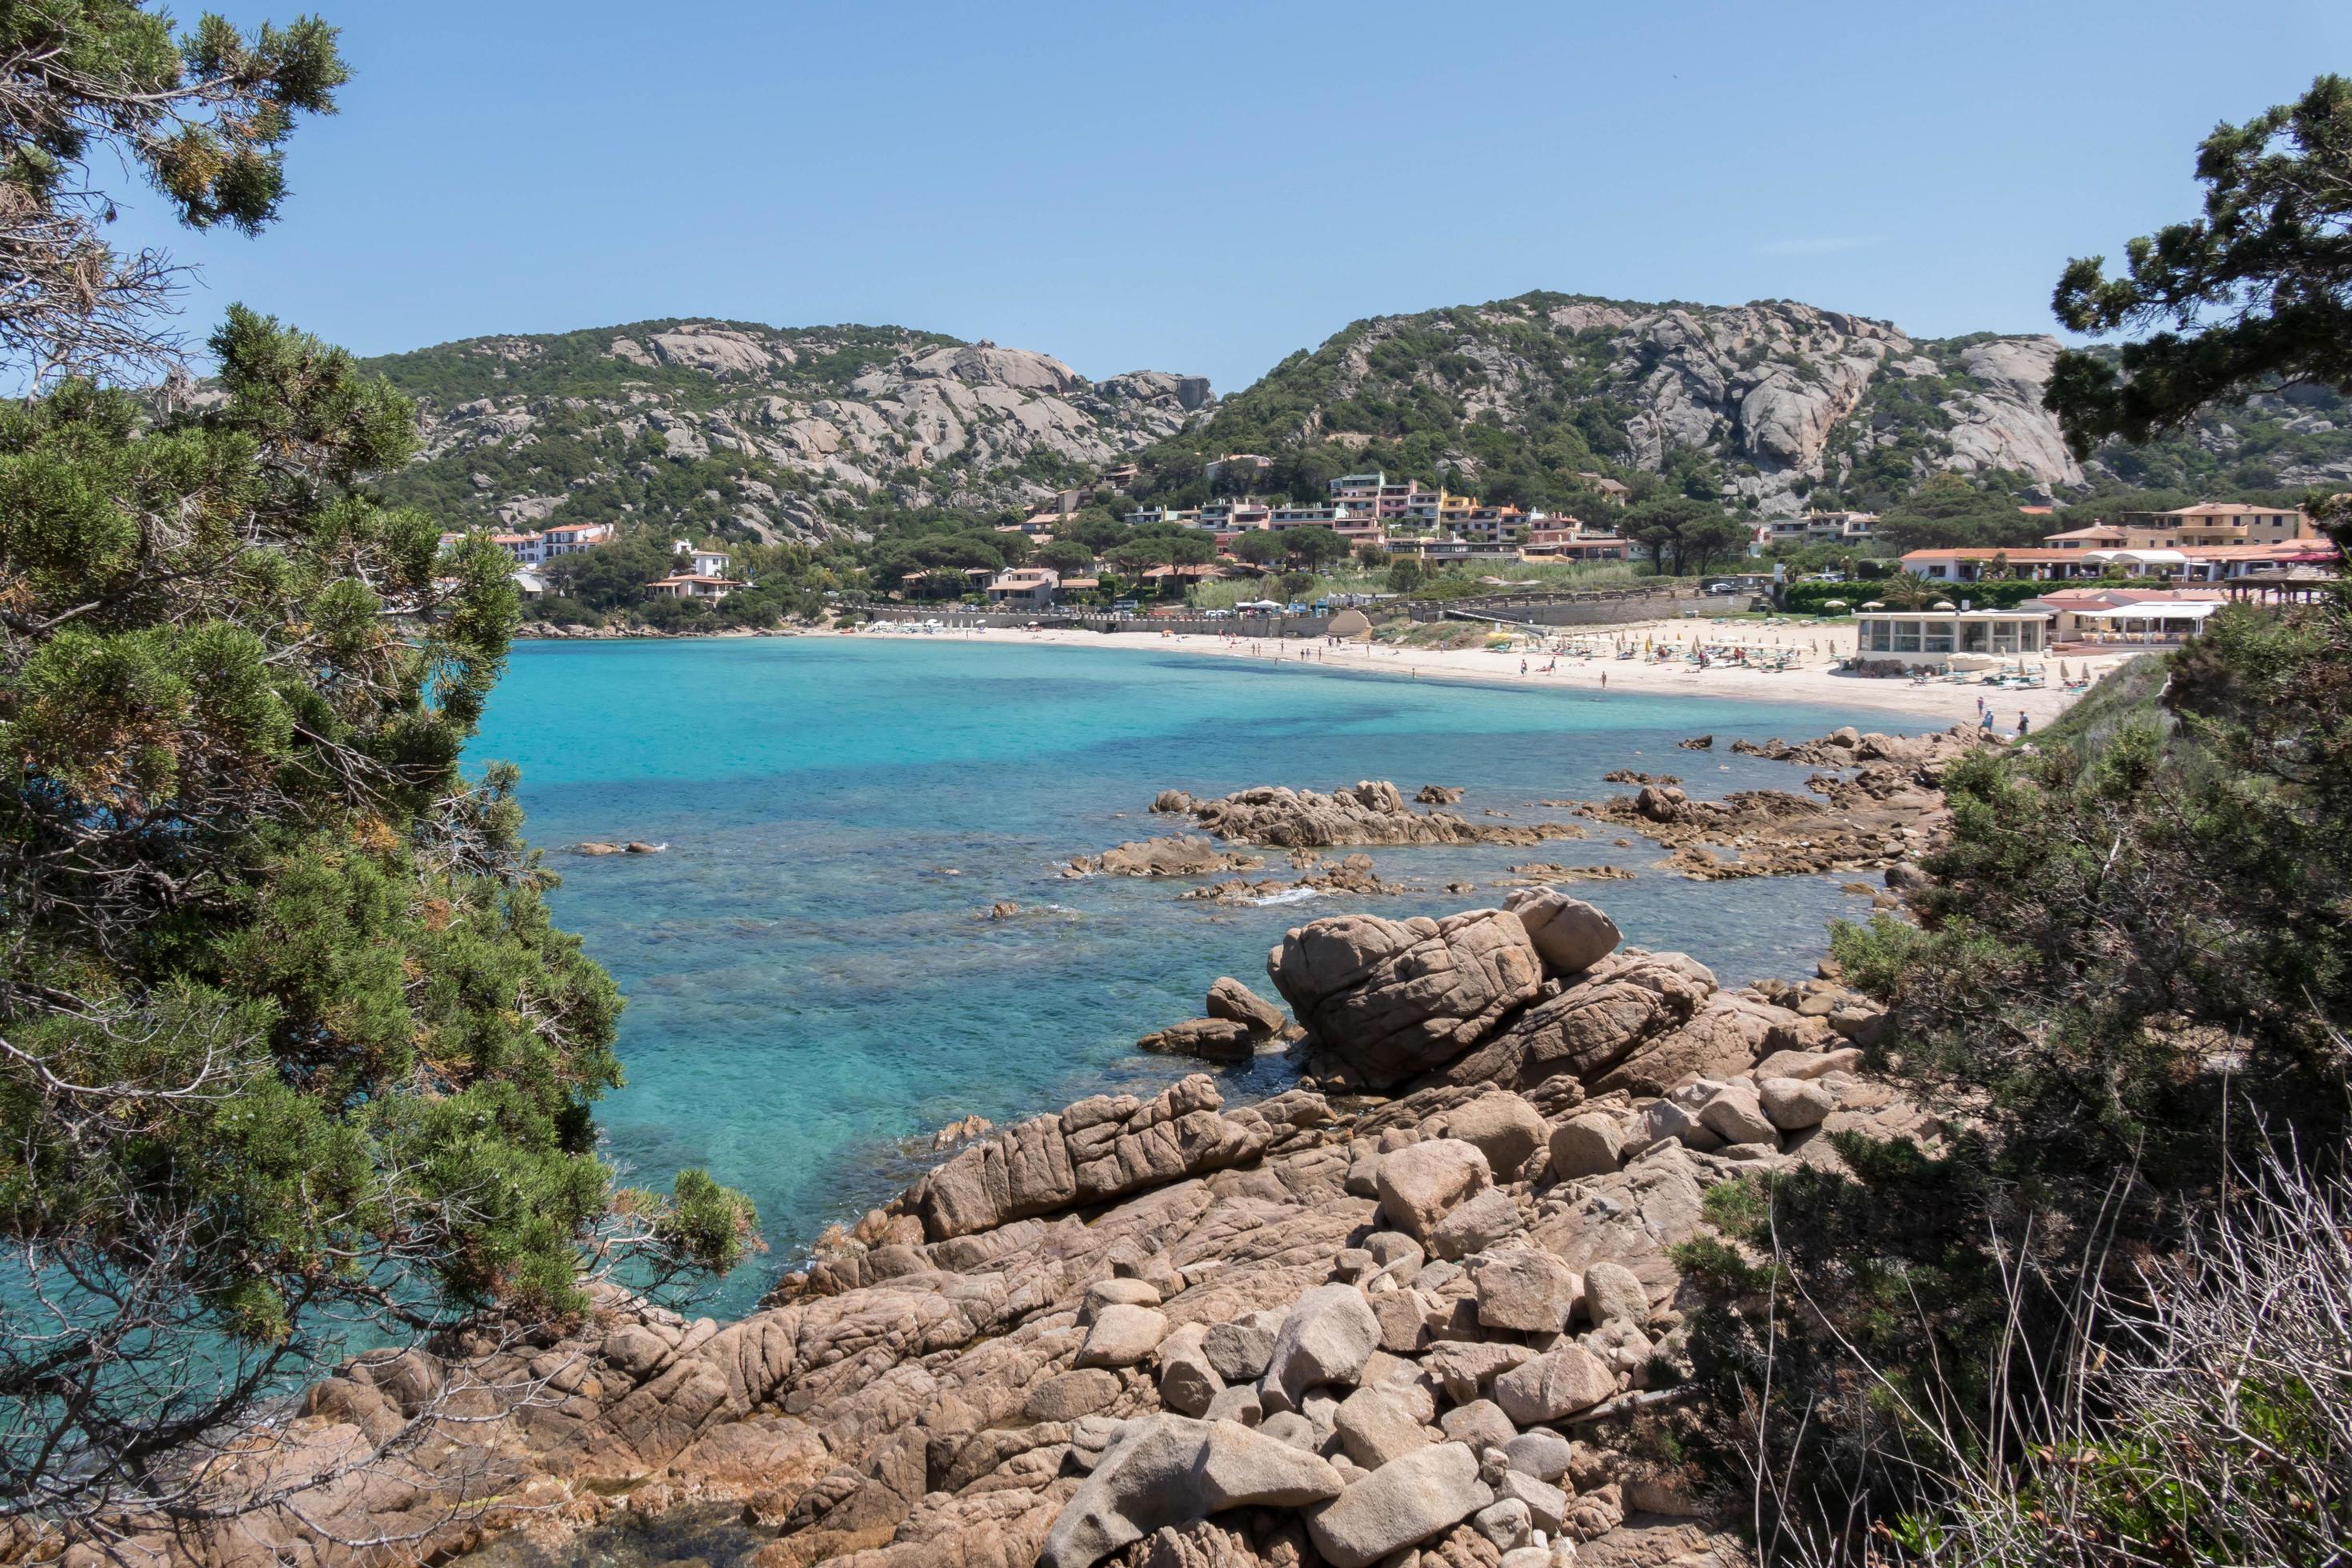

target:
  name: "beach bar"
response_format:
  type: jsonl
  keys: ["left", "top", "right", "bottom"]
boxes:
{"left": 1854, "top": 606, "right": 2052, "bottom": 670}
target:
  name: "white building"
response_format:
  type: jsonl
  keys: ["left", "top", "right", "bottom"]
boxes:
{"left": 1854, "top": 607, "right": 2052, "bottom": 669}
{"left": 542, "top": 522, "right": 615, "bottom": 557}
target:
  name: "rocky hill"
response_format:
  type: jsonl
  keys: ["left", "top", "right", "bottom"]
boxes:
{"left": 1138, "top": 291, "right": 2352, "bottom": 514}
{"left": 359, "top": 320, "right": 1214, "bottom": 544}
{"left": 353, "top": 296, "right": 2352, "bottom": 549}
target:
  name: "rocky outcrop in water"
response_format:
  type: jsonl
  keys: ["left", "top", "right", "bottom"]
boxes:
{"left": 1573, "top": 724, "right": 1995, "bottom": 881}
{"left": 1179, "top": 854, "right": 1405, "bottom": 905}
{"left": 128, "top": 886, "right": 1938, "bottom": 1568}
{"left": 1579, "top": 723, "right": 1994, "bottom": 883}
{"left": 1152, "top": 783, "right": 1582, "bottom": 850}
{"left": 1138, "top": 980, "right": 1294, "bottom": 1062}
{"left": 1066, "top": 838, "right": 1268, "bottom": 879}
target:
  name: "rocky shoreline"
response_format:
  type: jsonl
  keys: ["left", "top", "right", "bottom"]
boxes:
{"left": 163, "top": 898, "right": 1926, "bottom": 1568}
{"left": 117, "top": 729, "right": 1971, "bottom": 1568}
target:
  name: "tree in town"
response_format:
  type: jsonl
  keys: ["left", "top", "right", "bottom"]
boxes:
{"left": 1230, "top": 529, "right": 1286, "bottom": 567}
{"left": 544, "top": 530, "right": 676, "bottom": 610}
{"left": 1055, "top": 511, "right": 1126, "bottom": 554}
{"left": 1102, "top": 540, "right": 1164, "bottom": 582}
{"left": 1386, "top": 558, "right": 1425, "bottom": 594}
{"left": 2046, "top": 72, "right": 2352, "bottom": 548}
{"left": 1873, "top": 473, "right": 2050, "bottom": 554}
{"left": 1625, "top": 497, "right": 1743, "bottom": 575}
{"left": 1875, "top": 569, "right": 1942, "bottom": 609}
{"left": 0, "top": 6, "right": 753, "bottom": 1541}
{"left": 1036, "top": 539, "right": 1096, "bottom": 576}
{"left": 1282, "top": 525, "right": 1349, "bottom": 570}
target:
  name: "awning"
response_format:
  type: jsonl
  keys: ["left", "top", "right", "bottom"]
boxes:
{"left": 2071, "top": 602, "right": 2224, "bottom": 620}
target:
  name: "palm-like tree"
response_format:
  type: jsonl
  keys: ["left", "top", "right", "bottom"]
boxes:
{"left": 1880, "top": 570, "right": 1940, "bottom": 610}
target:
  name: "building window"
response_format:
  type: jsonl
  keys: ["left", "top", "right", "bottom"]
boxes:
{"left": 1993, "top": 622, "right": 2018, "bottom": 654}
{"left": 1924, "top": 623, "right": 1955, "bottom": 654}
{"left": 1894, "top": 622, "right": 1922, "bottom": 654}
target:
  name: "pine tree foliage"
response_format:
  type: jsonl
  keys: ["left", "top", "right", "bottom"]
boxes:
{"left": 0, "top": 5, "right": 754, "bottom": 1530}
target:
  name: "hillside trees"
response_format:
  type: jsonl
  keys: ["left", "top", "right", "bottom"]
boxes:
{"left": 0, "top": 6, "right": 752, "bottom": 1538}
{"left": 1871, "top": 473, "right": 2051, "bottom": 553}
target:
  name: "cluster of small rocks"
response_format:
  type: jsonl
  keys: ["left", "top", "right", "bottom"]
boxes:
{"left": 1181, "top": 854, "right": 1407, "bottom": 907}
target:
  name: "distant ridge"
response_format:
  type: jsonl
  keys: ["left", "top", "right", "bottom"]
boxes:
{"left": 360, "top": 294, "right": 2352, "bottom": 542}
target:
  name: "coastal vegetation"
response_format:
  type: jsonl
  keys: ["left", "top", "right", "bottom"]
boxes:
{"left": 1671, "top": 78, "right": 2352, "bottom": 1565}
{"left": 3, "top": 6, "right": 2349, "bottom": 1562}
{"left": 0, "top": 6, "right": 751, "bottom": 1534}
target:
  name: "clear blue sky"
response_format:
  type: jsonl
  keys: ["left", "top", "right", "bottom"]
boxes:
{"left": 123, "top": 0, "right": 2348, "bottom": 394}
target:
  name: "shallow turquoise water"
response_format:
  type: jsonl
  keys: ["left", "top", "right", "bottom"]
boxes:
{"left": 470, "top": 637, "right": 1912, "bottom": 1313}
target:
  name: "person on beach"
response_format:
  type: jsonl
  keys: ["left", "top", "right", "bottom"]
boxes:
{"left": 1520, "top": 658, "right": 1528, "bottom": 675}
{"left": 1981, "top": 706, "right": 1994, "bottom": 734}
{"left": 2018, "top": 710, "right": 2030, "bottom": 738}
{"left": 1600, "top": 671, "right": 1607, "bottom": 690}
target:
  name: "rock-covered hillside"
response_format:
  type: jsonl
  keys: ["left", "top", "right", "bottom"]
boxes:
{"left": 360, "top": 320, "right": 1213, "bottom": 543}
{"left": 1142, "top": 291, "right": 2352, "bottom": 514}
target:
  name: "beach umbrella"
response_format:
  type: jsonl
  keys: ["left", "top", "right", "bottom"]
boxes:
{"left": 1861, "top": 600, "right": 1884, "bottom": 610}
{"left": 1932, "top": 599, "right": 1957, "bottom": 610}
{"left": 1822, "top": 598, "right": 1849, "bottom": 610}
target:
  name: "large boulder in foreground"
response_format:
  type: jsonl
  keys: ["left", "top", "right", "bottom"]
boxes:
{"left": 1040, "top": 1414, "right": 1345, "bottom": 1568}
{"left": 909, "top": 1074, "right": 1287, "bottom": 1241}
{"left": 1206, "top": 976, "right": 1287, "bottom": 1038}
{"left": 1433, "top": 949, "right": 1717, "bottom": 1092}
{"left": 1267, "top": 910, "right": 1543, "bottom": 1085}
{"left": 1306, "top": 1442, "right": 1494, "bottom": 1568}
{"left": 1374, "top": 1139, "right": 1494, "bottom": 1244}
{"left": 1502, "top": 887, "right": 1622, "bottom": 976}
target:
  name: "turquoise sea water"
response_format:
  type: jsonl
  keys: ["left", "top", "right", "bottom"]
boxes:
{"left": 470, "top": 637, "right": 1916, "bottom": 1314}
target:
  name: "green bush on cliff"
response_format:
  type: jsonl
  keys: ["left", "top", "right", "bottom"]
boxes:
{"left": 0, "top": 5, "right": 752, "bottom": 1530}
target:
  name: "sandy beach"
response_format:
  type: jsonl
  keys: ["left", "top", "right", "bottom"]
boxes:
{"left": 861, "top": 617, "right": 2142, "bottom": 730}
